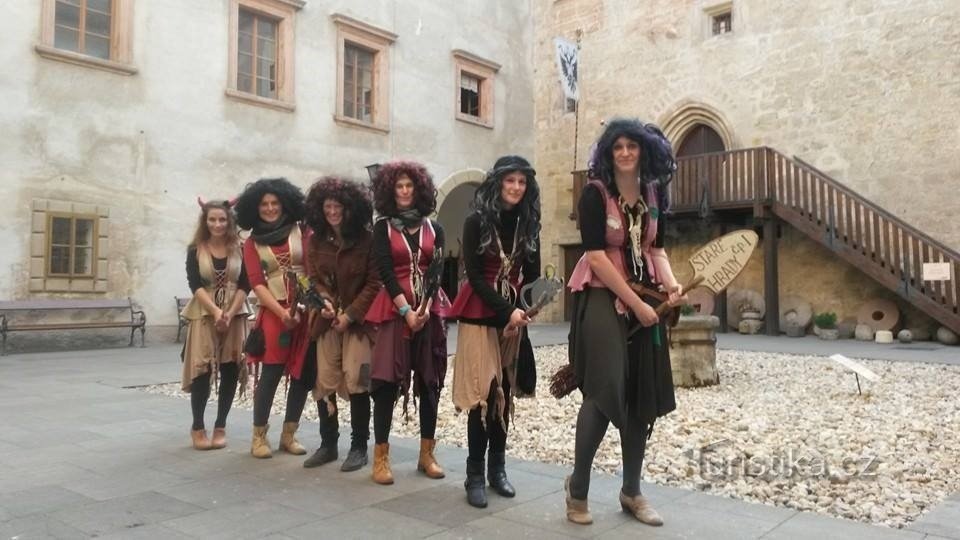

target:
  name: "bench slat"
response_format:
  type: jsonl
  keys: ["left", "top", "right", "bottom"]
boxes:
{"left": 0, "top": 299, "right": 133, "bottom": 311}
{"left": 9, "top": 322, "right": 142, "bottom": 331}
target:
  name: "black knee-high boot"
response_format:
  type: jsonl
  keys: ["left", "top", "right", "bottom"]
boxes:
{"left": 304, "top": 397, "right": 339, "bottom": 468}
{"left": 341, "top": 392, "right": 370, "bottom": 472}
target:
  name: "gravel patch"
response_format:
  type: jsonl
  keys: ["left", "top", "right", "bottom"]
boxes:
{"left": 142, "top": 346, "right": 960, "bottom": 528}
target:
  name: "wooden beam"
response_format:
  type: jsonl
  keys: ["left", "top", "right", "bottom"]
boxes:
{"left": 763, "top": 218, "right": 780, "bottom": 335}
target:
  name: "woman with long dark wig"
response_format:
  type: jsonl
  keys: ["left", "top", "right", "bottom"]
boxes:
{"left": 564, "top": 118, "right": 681, "bottom": 526}
{"left": 181, "top": 198, "right": 249, "bottom": 450}
{"left": 301, "top": 177, "right": 380, "bottom": 472}
{"left": 448, "top": 155, "right": 541, "bottom": 508}
{"left": 365, "top": 160, "right": 450, "bottom": 485}
{"left": 236, "top": 177, "right": 314, "bottom": 459}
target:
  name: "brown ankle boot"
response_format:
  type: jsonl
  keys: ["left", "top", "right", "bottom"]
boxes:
{"left": 620, "top": 491, "right": 663, "bottom": 526}
{"left": 565, "top": 476, "right": 593, "bottom": 525}
{"left": 251, "top": 424, "right": 272, "bottom": 459}
{"left": 372, "top": 442, "right": 394, "bottom": 485}
{"left": 279, "top": 421, "right": 306, "bottom": 455}
{"left": 417, "top": 438, "right": 445, "bottom": 479}
{"left": 210, "top": 428, "right": 227, "bottom": 449}
{"left": 191, "top": 429, "right": 212, "bottom": 451}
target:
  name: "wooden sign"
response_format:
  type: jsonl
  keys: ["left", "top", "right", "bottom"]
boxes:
{"left": 922, "top": 262, "right": 951, "bottom": 281}
{"left": 829, "top": 354, "right": 880, "bottom": 382}
{"left": 688, "top": 230, "right": 759, "bottom": 294}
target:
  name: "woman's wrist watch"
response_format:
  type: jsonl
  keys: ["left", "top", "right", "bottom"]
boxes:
{"left": 398, "top": 305, "right": 412, "bottom": 317}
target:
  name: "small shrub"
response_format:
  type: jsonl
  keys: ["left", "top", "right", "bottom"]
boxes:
{"left": 814, "top": 311, "right": 837, "bottom": 329}
{"left": 680, "top": 304, "right": 696, "bottom": 316}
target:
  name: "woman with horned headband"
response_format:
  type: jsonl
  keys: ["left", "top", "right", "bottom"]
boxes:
{"left": 181, "top": 198, "right": 250, "bottom": 450}
{"left": 564, "top": 118, "right": 682, "bottom": 526}
{"left": 364, "top": 160, "right": 450, "bottom": 486}
{"left": 235, "top": 177, "right": 315, "bottom": 459}
{"left": 301, "top": 176, "right": 380, "bottom": 472}
{"left": 448, "top": 155, "right": 542, "bottom": 508}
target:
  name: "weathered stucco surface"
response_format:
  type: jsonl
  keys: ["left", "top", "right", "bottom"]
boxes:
{"left": 1, "top": 0, "right": 534, "bottom": 324}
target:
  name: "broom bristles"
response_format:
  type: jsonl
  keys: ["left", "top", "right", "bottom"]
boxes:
{"left": 548, "top": 363, "right": 577, "bottom": 399}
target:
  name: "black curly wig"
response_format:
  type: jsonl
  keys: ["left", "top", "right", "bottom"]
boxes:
{"left": 371, "top": 160, "right": 438, "bottom": 217}
{"left": 588, "top": 118, "right": 677, "bottom": 211}
{"left": 304, "top": 176, "right": 373, "bottom": 245}
{"left": 234, "top": 177, "right": 306, "bottom": 231}
{"left": 471, "top": 155, "right": 541, "bottom": 261}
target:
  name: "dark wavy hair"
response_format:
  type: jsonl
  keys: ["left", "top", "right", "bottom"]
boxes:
{"left": 234, "top": 177, "right": 305, "bottom": 230}
{"left": 471, "top": 155, "right": 541, "bottom": 261}
{"left": 589, "top": 118, "right": 677, "bottom": 211}
{"left": 189, "top": 200, "right": 240, "bottom": 249}
{"left": 371, "top": 160, "right": 437, "bottom": 217}
{"left": 304, "top": 176, "right": 373, "bottom": 245}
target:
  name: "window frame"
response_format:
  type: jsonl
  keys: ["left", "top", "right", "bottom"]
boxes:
{"left": 226, "top": 0, "right": 304, "bottom": 112}
{"left": 332, "top": 13, "right": 397, "bottom": 134}
{"left": 703, "top": 1, "right": 734, "bottom": 38}
{"left": 452, "top": 49, "right": 500, "bottom": 129}
{"left": 36, "top": 0, "right": 136, "bottom": 75}
{"left": 46, "top": 213, "right": 99, "bottom": 279}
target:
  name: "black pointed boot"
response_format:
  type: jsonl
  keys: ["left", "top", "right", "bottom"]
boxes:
{"left": 464, "top": 457, "right": 488, "bottom": 508}
{"left": 304, "top": 400, "right": 339, "bottom": 468}
{"left": 487, "top": 451, "right": 516, "bottom": 498}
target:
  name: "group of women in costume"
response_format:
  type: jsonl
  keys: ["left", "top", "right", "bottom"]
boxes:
{"left": 179, "top": 117, "right": 683, "bottom": 525}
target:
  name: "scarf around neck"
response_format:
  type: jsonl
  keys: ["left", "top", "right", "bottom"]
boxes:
{"left": 251, "top": 214, "right": 294, "bottom": 245}
{"left": 388, "top": 208, "right": 423, "bottom": 231}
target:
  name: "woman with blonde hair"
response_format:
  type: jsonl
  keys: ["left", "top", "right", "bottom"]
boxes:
{"left": 181, "top": 198, "right": 249, "bottom": 450}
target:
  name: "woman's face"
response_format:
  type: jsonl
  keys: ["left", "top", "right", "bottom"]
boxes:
{"left": 206, "top": 208, "right": 229, "bottom": 238}
{"left": 323, "top": 198, "right": 344, "bottom": 229}
{"left": 612, "top": 136, "right": 641, "bottom": 175}
{"left": 258, "top": 193, "right": 282, "bottom": 224}
{"left": 500, "top": 171, "right": 527, "bottom": 209}
{"left": 394, "top": 174, "right": 415, "bottom": 210}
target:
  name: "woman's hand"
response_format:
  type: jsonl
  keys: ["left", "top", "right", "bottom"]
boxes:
{"left": 631, "top": 299, "right": 659, "bottom": 327}
{"left": 332, "top": 313, "right": 351, "bottom": 333}
{"left": 281, "top": 311, "right": 301, "bottom": 329}
{"left": 404, "top": 308, "right": 419, "bottom": 331}
{"left": 508, "top": 308, "right": 530, "bottom": 330}
{"left": 215, "top": 308, "right": 230, "bottom": 333}
{"left": 665, "top": 283, "right": 685, "bottom": 307}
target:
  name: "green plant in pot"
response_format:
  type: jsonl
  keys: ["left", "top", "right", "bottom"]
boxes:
{"left": 814, "top": 311, "right": 839, "bottom": 340}
{"left": 680, "top": 304, "right": 697, "bottom": 317}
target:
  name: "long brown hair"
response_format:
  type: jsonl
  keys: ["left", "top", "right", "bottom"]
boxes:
{"left": 189, "top": 200, "right": 240, "bottom": 249}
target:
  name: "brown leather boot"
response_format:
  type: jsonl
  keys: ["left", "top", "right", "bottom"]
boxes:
{"left": 565, "top": 476, "right": 593, "bottom": 525}
{"left": 191, "top": 429, "right": 212, "bottom": 451}
{"left": 210, "top": 428, "right": 227, "bottom": 449}
{"left": 417, "top": 438, "right": 445, "bottom": 479}
{"left": 620, "top": 491, "right": 663, "bottom": 526}
{"left": 251, "top": 424, "right": 272, "bottom": 459}
{"left": 279, "top": 421, "right": 307, "bottom": 455}
{"left": 372, "top": 442, "right": 394, "bottom": 485}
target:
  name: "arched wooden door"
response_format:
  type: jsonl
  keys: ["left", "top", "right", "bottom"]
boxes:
{"left": 676, "top": 124, "right": 725, "bottom": 157}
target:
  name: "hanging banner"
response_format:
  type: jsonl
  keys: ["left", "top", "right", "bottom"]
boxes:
{"left": 554, "top": 37, "right": 579, "bottom": 101}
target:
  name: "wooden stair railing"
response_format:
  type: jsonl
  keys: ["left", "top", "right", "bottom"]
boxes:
{"left": 570, "top": 147, "right": 960, "bottom": 333}
{"left": 764, "top": 148, "right": 960, "bottom": 334}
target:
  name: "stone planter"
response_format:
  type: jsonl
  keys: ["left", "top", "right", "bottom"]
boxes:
{"left": 783, "top": 321, "right": 806, "bottom": 337}
{"left": 818, "top": 327, "right": 839, "bottom": 340}
{"left": 671, "top": 315, "right": 720, "bottom": 388}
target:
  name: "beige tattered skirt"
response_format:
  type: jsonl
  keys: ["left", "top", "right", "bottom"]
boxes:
{"left": 312, "top": 327, "right": 373, "bottom": 404}
{"left": 181, "top": 315, "right": 248, "bottom": 392}
{"left": 452, "top": 323, "right": 521, "bottom": 427}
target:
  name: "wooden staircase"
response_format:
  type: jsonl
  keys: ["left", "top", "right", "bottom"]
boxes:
{"left": 572, "top": 147, "right": 960, "bottom": 333}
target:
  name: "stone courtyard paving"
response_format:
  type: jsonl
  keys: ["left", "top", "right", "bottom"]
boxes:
{"left": 146, "top": 345, "right": 960, "bottom": 529}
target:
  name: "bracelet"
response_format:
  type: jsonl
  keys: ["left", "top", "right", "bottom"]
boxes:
{"left": 398, "top": 305, "right": 412, "bottom": 317}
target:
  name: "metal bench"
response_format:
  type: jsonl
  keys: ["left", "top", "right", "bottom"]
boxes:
{"left": 175, "top": 296, "right": 191, "bottom": 342}
{"left": 0, "top": 298, "right": 146, "bottom": 355}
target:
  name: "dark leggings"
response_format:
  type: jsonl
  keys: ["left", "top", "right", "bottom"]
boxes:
{"left": 371, "top": 375, "right": 440, "bottom": 444}
{"left": 190, "top": 362, "right": 241, "bottom": 431}
{"left": 569, "top": 398, "right": 648, "bottom": 500}
{"left": 252, "top": 343, "right": 316, "bottom": 427}
{"left": 467, "top": 369, "right": 511, "bottom": 461}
